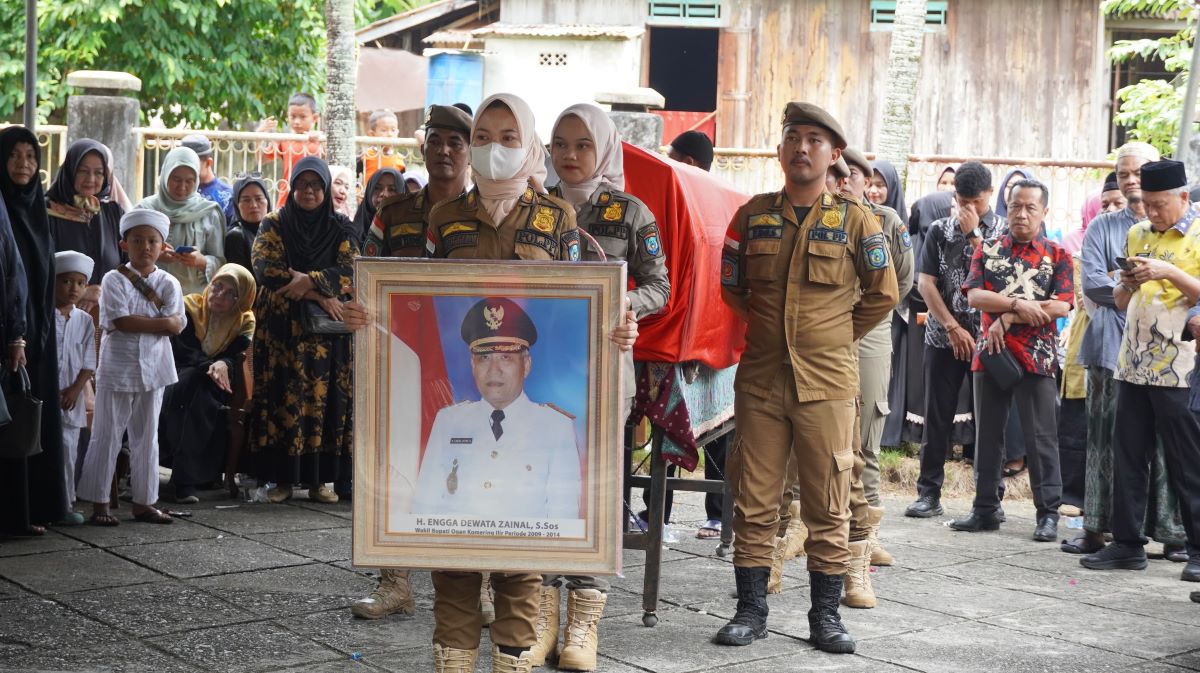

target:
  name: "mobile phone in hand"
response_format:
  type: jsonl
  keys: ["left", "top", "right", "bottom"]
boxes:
{"left": 1115, "top": 256, "right": 1134, "bottom": 272}
{"left": 174, "top": 245, "right": 196, "bottom": 255}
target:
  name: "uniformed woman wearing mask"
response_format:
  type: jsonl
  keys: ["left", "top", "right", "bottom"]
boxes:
{"left": 525, "top": 102, "right": 671, "bottom": 671}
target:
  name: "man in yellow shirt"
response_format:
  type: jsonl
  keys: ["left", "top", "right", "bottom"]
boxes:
{"left": 1082, "top": 159, "right": 1200, "bottom": 582}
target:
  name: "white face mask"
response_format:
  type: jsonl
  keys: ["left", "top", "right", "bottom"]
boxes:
{"left": 471, "top": 143, "right": 526, "bottom": 181}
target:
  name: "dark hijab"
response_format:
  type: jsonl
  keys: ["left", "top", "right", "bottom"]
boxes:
{"left": 278, "top": 157, "right": 353, "bottom": 272}
{"left": 871, "top": 160, "right": 907, "bottom": 224}
{"left": 0, "top": 127, "right": 53, "bottom": 345}
{"left": 995, "top": 168, "right": 1034, "bottom": 219}
{"left": 46, "top": 138, "right": 112, "bottom": 205}
{"left": 230, "top": 175, "right": 272, "bottom": 230}
{"left": 354, "top": 167, "right": 404, "bottom": 237}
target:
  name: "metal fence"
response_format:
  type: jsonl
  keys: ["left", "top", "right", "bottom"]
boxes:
{"left": 0, "top": 123, "right": 69, "bottom": 189}
{"left": 5, "top": 123, "right": 1110, "bottom": 242}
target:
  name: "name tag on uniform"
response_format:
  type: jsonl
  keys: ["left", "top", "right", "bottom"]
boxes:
{"left": 809, "top": 228, "right": 848, "bottom": 244}
{"left": 451, "top": 438, "right": 473, "bottom": 444}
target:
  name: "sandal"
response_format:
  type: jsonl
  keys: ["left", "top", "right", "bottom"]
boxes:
{"left": 88, "top": 513, "right": 120, "bottom": 527}
{"left": 1060, "top": 534, "right": 1103, "bottom": 554}
{"left": 1002, "top": 459, "right": 1027, "bottom": 478}
{"left": 132, "top": 508, "right": 173, "bottom": 525}
{"left": 696, "top": 519, "right": 722, "bottom": 539}
{"left": 57, "top": 512, "right": 86, "bottom": 526}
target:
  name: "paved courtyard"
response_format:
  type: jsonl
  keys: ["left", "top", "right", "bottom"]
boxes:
{"left": 0, "top": 489, "right": 1198, "bottom": 673}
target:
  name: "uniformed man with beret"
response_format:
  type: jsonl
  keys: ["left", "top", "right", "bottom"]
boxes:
{"left": 352, "top": 103, "right": 477, "bottom": 622}
{"left": 411, "top": 297, "right": 581, "bottom": 518}
{"left": 715, "top": 102, "right": 898, "bottom": 654}
{"left": 363, "top": 104, "right": 474, "bottom": 258}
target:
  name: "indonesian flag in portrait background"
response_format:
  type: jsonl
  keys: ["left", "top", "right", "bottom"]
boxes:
{"left": 389, "top": 294, "right": 454, "bottom": 465}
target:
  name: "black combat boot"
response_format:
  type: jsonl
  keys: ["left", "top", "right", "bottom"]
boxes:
{"left": 807, "top": 572, "right": 856, "bottom": 654}
{"left": 713, "top": 566, "right": 770, "bottom": 645}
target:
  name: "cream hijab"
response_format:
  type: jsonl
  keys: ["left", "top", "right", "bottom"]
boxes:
{"left": 472, "top": 93, "right": 548, "bottom": 224}
{"left": 552, "top": 103, "right": 625, "bottom": 210}
{"left": 137, "top": 147, "right": 221, "bottom": 225}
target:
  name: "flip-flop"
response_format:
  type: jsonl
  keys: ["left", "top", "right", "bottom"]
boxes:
{"left": 87, "top": 513, "right": 120, "bottom": 527}
{"left": 696, "top": 520, "right": 722, "bottom": 539}
{"left": 1060, "top": 534, "right": 1102, "bottom": 554}
{"left": 1002, "top": 463, "right": 1028, "bottom": 478}
{"left": 132, "top": 509, "right": 173, "bottom": 525}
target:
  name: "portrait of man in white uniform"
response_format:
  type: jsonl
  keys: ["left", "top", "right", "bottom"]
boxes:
{"left": 410, "top": 297, "right": 582, "bottom": 520}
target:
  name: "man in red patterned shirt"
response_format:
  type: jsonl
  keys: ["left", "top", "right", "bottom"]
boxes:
{"left": 952, "top": 179, "right": 1074, "bottom": 542}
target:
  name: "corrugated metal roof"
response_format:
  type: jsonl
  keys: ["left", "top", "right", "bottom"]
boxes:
{"left": 423, "top": 29, "right": 482, "bottom": 46}
{"left": 468, "top": 23, "right": 644, "bottom": 40}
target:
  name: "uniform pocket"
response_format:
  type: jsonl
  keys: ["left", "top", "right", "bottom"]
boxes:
{"left": 726, "top": 436, "right": 745, "bottom": 501}
{"left": 746, "top": 240, "right": 781, "bottom": 280}
{"left": 807, "top": 240, "right": 848, "bottom": 285}
{"left": 827, "top": 449, "right": 854, "bottom": 515}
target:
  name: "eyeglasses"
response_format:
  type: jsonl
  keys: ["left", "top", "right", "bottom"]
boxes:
{"left": 209, "top": 284, "right": 239, "bottom": 301}
{"left": 293, "top": 179, "right": 325, "bottom": 192}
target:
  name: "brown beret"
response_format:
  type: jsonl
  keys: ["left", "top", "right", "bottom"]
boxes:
{"left": 829, "top": 157, "right": 850, "bottom": 179}
{"left": 424, "top": 104, "right": 472, "bottom": 135}
{"left": 781, "top": 102, "right": 847, "bottom": 149}
{"left": 842, "top": 147, "right": 872, "bottom": 176}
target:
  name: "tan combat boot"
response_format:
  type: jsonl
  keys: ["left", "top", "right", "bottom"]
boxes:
{"left": 433, "top": 643, "right": 478, "bottom": 673}
{"left": 782, "top": 502, "right": 808, "bottom": 561}
{"left": 480, "top": 572, "right": 495, "bottom": 626}
{"left": 350, "top": 568, "right": 415, "bottom": 619}
{"left": 866, "top": 505, "right": 894, "bottom": 567}
{"left": 492, "top": 647, "right": 534, "bottom": 673}
{"left": 767, "top": 535, "right": 788, "bottom": 594}
{"left": 527, "top": 585, "right": 560, "bottom": 666}
{"left": 557, "top": 589, "right": 607, "bottom": 671}
{"left": 843, "top": 540, "right": 876, "bottom": 609}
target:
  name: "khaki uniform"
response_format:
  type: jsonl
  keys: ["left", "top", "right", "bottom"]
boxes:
{"left": 363, "top": 186, "right": 461, "bottom": 258}
{"left": 552, "top": 185, "right": 670, "bottom": 405}
{"left": 426, "top": 185, "right": 581, "bottom": 652}
{"left": 426, "top": 187, "right": 581, "bottom": 261}
{"left": 721, "top": 190, "right": 898, "bottom": 574}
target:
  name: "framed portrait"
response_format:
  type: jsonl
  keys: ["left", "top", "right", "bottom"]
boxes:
{"left": 352, "top": 258, "right": 627, "bottom": 576}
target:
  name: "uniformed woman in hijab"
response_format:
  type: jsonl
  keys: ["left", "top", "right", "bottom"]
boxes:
{"left": 250, "top": 156, "right": 357, "bottom": 505}
{"left": 528, "top": 102, "right": 670, "bottom": 671}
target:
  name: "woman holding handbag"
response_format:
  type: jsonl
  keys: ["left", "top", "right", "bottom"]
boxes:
{"left": 0, "top": 126, "right": 69, "bottom": 536}
{"left": 249, "top": 156, "right": 357, "bottom": 504}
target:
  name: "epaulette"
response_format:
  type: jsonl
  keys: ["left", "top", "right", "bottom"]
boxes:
{"left": 541, "top": 402, "right": 576, "bottom": 420}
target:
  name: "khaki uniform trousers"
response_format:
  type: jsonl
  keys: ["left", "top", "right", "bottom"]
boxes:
{"left": 431, "top": 571, "right": 540, "bottom": 650}
{"left": 730, "top": 371, "right": 856, "bottom": 574}
{"left": 858, "top": 353, "right": 891, "bottom": 506}
{"left": 779, "top": 397, "right": 872, "bottom": 542}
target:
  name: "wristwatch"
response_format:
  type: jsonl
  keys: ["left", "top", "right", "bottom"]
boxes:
{"left": 969, "top": 228, "right": 982, "bottom": 240}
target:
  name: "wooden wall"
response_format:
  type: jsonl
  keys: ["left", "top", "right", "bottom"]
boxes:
{"left": 719, "top": 0, "right": 1108, "bottom": 159}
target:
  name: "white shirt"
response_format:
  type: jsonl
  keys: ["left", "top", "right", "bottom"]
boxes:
{"left": 411, "top": 393, "right": 582, "bottom": 519}
{"left": 96, "top": 264, "right": 184, "bottom": 392}
{"left": 55, "top": 306, "right": 96, "bottom": 428}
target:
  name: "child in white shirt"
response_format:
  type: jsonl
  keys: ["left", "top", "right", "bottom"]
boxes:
{"left": 53, "top": 251, "right": 97, "bottom": 525}
{"left": 76, "top": 210, "right": 186, "bottom": 526}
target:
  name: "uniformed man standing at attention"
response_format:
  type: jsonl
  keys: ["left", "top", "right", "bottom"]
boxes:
{"left": 351, "top": 103, "right": 475, "bottom": 623}
{"left": 715, "top": 103, "right": 898, "bottom": 654}
{"left": 411, "top": 297, "right": 582, "bottom": 518}
{"left": 363, "top": 104, "right": 474, "bottom": 258}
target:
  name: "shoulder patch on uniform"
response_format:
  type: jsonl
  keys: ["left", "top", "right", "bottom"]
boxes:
{"left": 639, "top": 223, "right": 663, "bottom": 258}
{"left": 363, "top": 238, "right": 381, "bottom": 257}
{"left": 541, "top": 402, "right": 576, "bottom": 420}
{"left": 721, "top": 253, "right": 738, "bottom": 287}
{"left": 562, "top": 229, "right": 581, "bottom": 261}
{"left": 862, "top": 232, "right": 889, "bottom": 270}
{"left": 899, "top": 224, "right": 912, "bottom": 250}
{"left": 425, "top": 228, "right": 437, "bottom": 256}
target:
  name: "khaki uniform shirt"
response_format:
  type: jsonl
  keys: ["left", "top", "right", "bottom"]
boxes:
{"left": 859, "top": 203, "right": 915, "bottom": 357}
{"left": 426, "top": 187, "right": 581, "bottom": 261}
{"left": 364, "top": 186, "right": 457, "bottom": 258}
{"left": 721, "top": 190, "right": 899, "bottom": 402}
{"left": 551, "top": 185, "right": 671, "bottom": 320}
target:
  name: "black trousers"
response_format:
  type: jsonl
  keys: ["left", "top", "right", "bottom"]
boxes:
{"left": 972, "top": 372, "right": 1062, "bottom": 520}
{"left": 1111, "top": 382, "right": 1200, "bottom": 548}
{"left": 918, "top": 345, "right": 980, "bottom": 498}
{"left": 703, "top": 434, "right": 729, "bottom": 521}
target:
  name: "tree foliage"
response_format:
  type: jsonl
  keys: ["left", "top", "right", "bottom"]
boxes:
{"left": 1104, "top": 0, "right": 1197, "bottom": 156}
{"left": 0, "top": 0, "right": 434, "bottom": 128}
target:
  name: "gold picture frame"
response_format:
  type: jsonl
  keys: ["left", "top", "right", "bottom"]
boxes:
{"left": 352, "top": 258, "right": 627, "bottom": 575}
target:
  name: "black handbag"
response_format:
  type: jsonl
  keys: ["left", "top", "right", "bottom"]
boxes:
{"left": 300, "top": 300, "right": 352, "bottom": 335}
{"left": 979, "top": 347, "right": 1024, "bottom": 391}
{"left": 0, "top": 365, "right": 43, "bottom": 458}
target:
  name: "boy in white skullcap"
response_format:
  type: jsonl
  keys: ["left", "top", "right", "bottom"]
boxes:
{"left": 54, "top": 251, "right": 97, "bottom": 525}
{"left": 76, "top": 209, "right": 186, "bottom": 526}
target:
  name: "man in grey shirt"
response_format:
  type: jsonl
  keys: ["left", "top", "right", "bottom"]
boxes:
{"left": 1067, "top": 142, "right": 1187, "bottom": 559}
